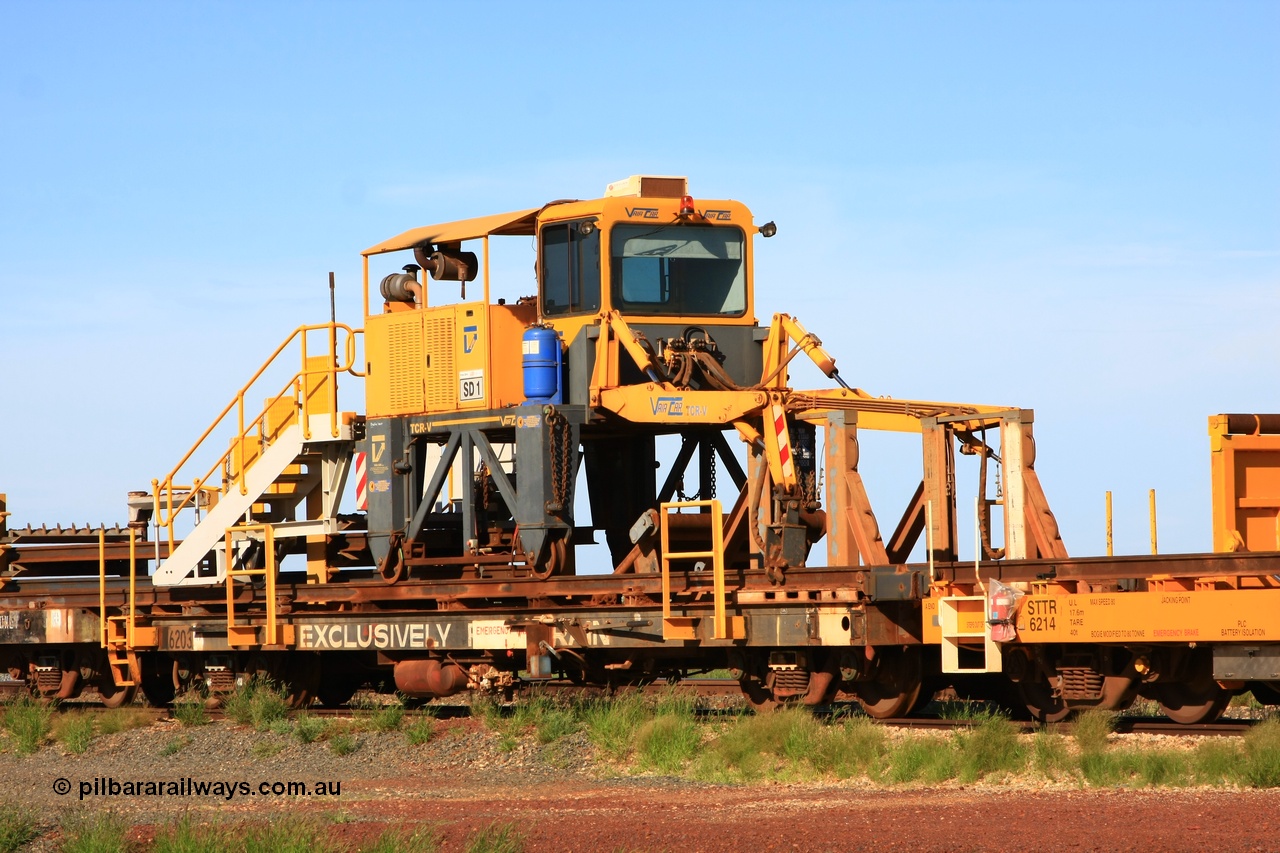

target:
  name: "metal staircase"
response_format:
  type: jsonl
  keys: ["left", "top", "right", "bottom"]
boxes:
{"left": 152, "top": 416, "right": 354, "bottom": 586}
{"left": 145, "top": 323, "right": 361, "bottom": 588}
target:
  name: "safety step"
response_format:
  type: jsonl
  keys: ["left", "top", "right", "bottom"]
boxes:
{"left": 938, "top": 595, "right": 1002, "bottom": 674}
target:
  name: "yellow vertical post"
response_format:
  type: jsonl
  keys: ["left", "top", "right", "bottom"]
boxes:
{"left": 236, "top": 392, "right": 248, "bottom": 495}
{"left": 362, "top": 254, "right": 370, "bottom": 319}
{"left": 300, "top": 331, "right": 311, "bottom": 440}
{"left": 660, "top": 508, "right": 672, "bottom": 624}
{"left": 1149, "top": 489, "right": 1158, "bottom": 555}
{"left": 1105, "top": 491, "right": 1113, "bottom": 557}
{"left": 483, "top": 235, "right": 491, "bottom": 304}
{"left": 127, "top": 529, "right": 137, "bottom": 646}
{"left": 225, "top": 528, "right": 236, "bottom": 632}
{"left": 265, "top": 524, "right": 277, "bottom": 645}
{"left": 710, "top": 499, "right": 725, "bottom": 640}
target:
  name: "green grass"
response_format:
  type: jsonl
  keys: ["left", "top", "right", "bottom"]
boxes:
{"left": 464, "top": 821, "right": 525, "bottom": 853}
{"left": 811, "top": 717, "right": 888, "bottom": 779}
{"left": 360, "top": 825, "right": 441, "bottom": 853}
{"left": 252, "top": 740, "right": 284, "bottom": 759}
{"left": 59, "top": 810, "right": 130, "bottom": 853}
{"left": 884, "top": 736, "right": 956, "bottom": 783}
{"left": 172, "top": 695, "right": 210, "bottom": 727}
{"left": 154, "top": 815, "right": 345, "bottom": 853}
{"left": 583, "top": 693, "right": 650, "bottom": 761}
{"left": 1030, "top": 728, "right": 1072, "bottom": 779}
{"left": 1078, "top": 747, "right": 1196, "bottom": 788}
{"left": 54, "top": 714, "right": 96, "bottom": 754}
{"left": 1073, "top": 710, "right": 1116, "bottom": 754}
{"left": 366, "top": 702, "right": 405, "bottom": 733}
{"left": 2, "top": 694, "right": 51, "bottom": 755}
{"left": 330, "top": 732, "right": 361, "bottom": 755}
{"left": 406, "top": 712, "right": 436, "bottom": 746}
{"left": 95, "top": 707, "right": 154, "bottom": 735}
{"left": 160, "top": 735, "right": 190, "bottom": 756}
{"left": 698, "top": 708, "right": 808, "bottom": 779}
{"left": 0, "top": 802, "right": 39, "bottom": 853}
{"left": 293, "top": 712, "right": 327, "bottom": 744}
{"left": 223, "top": 677, "right": 290, "bottom": 731}
{"left": 1241, "top": 717, "right": 1280, "bottom": 787}
{"left": 469, "top": 694, "right": 505, "bottom": 731}
{"left": 635, "top": 712, "right": 700, "bottom": 774}
{"left": 953, "top": 715, "right": 1024, "bottom": 783}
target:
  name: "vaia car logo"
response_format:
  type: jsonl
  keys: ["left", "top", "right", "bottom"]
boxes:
{"left": 462, "top": 325, "right": 479, "bottom": 353}
{"left": 625, "top": 207, "right": 659, "bottom": 219}
{"left": 651, "top": 396, "right": 684, "bottom": 416}
{"left": 704, "top": 209, "right": 732, "bottom": 221}
{"left": 650, "top": 396, "right": 708, "bottom": 417}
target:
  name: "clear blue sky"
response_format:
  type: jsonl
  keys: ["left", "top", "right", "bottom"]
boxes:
{"left": 1, "top": 1, "right": 1276, "bottom": 560}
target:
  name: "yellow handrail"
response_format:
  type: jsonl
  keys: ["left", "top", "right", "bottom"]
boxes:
{"left": 151, "top": 323, "right": 362, "bottom": 555}
{"left": 98, "top": 528, "right": 139, "bottom": 647}
{"left": 659, "top": 499, "right": 729, "bottom": 640}
{"left": 225, "top": 523, "right": 277, "bottom": 645}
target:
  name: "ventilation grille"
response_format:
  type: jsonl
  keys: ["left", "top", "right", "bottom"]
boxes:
{"left": 423, "top": 315, "right": 456, "bottom": 411}
{"left": 387, "top": 321, "right": 424, "bottom": 413}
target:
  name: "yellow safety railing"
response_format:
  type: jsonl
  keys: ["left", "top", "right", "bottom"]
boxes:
{"left": 151, "top": 322, "right": 362, "bottom": 557}
{"left": 98, "top": 528, "right": 140, "bottom": 647}
{"left": 225, "top": 523, "right": 284, "bottom": 646}
{"left": 659, "top": 500, "right": 735, "bottom": 640}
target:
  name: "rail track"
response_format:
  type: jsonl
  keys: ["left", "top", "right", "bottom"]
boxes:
{"left": 44, "top": 678, "right": 1272, "bottom": 736}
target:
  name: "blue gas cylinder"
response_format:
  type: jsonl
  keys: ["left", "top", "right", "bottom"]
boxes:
{"left": 522, "top": 326, "right": 562, "bottom": 404}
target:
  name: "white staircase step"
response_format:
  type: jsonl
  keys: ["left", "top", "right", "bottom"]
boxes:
{"left": 153, "top": 416, "right": 352, "bottom": 587}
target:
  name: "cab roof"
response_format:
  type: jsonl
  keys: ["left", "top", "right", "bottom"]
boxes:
{"left": 362, "top": 207, "right": 540, "bottom": 256}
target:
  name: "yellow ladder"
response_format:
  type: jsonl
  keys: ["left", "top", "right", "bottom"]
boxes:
{"left": 98, "top": 529, "right": 138, "bottom": 686}
{"left": 224, "top": 523, "right": 292, "bottom": 646}
{"left": 658, "top": 500, "right": 744, "bottom": 641}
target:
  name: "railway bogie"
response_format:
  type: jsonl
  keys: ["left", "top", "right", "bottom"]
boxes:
{"left": 2, "top": 178, "right": 1279, "bottom": 723}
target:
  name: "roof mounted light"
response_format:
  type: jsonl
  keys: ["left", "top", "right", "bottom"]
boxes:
{"left": 758, "top": 221, "right": 777, "bottom": 238}
{"left": 679, "top": 195, "right": 696, "bottom": 217}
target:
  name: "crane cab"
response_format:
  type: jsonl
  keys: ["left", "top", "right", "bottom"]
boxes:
{"left": 360, "top": 176, "right": 768, "bottom": 417}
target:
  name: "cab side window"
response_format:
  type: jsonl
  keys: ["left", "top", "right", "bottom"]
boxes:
{"left": 541, "top": 220, "right": 600, "bottom": 316}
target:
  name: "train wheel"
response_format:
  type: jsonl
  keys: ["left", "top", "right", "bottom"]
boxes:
{"left": 852, "top": 647, "right": 925, "bottom": 719}
{"left": 530, "top": 537, "right": 570, "bottom": 580}
{"left": 1156, "top": 681, "right": 1230, "bottom": 724}
{"left": 96, "top": 678, "right": 136, "bottom": 709}
{"left": 1017, "top": 678, "right": 1072, "bottom": 723}
{"left": 738, "top": 673, "right": 778, "bottom": 712}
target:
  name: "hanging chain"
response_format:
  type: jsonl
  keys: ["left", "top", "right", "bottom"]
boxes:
{"left": 707, "top": 450, "right": 717, "bottom": 500}
{"left": 546, "top": 409, "right": 571, "bottom": 513}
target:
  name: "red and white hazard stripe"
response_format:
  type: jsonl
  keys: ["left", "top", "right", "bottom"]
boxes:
{"left": 771, "top": 404, "right": 795, "bottom": 482}
{"left": 354, "top": 451, "right": 368, "bottom": 511}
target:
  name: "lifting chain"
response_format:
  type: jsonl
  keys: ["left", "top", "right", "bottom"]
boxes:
{"left": 546, "top": 408, "right": 572, "bottom": 514}
{"left": 478, "top": 463, "right": 492, "bottom": 511}
{"left": 674, "top": 437, "right": 716, "bottom": 502}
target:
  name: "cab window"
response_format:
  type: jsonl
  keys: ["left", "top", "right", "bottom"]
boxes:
{"left": 541, "top": 220, "right": 601, "bottom": 316}
{"left": 611, "top": 224, "right": 746, "bottom": 316}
